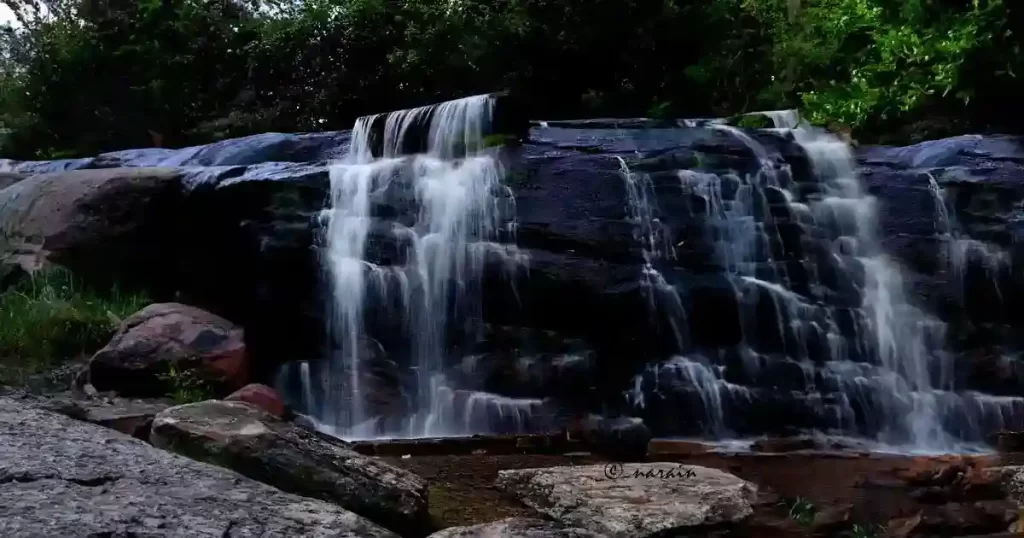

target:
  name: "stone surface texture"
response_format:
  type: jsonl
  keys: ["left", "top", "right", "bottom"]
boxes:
{"left": 0, "top": 396, "right": 397, "bottom": 538}
{"left": 150, "top": 399, "right": 429, "bottom": 535}
{"left": 427, "top": 517, "right": 606, "bottom": 538}
{"left": 495, "top": 463, "right": 757, "bottom": 538}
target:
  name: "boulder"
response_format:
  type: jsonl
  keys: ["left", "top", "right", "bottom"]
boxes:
{"left": 495, "top": 463, "right": 757, "bottom": 538}
{"left": 0, "top": 396, "right": 397, "bottom": 538}
{"left": 499, "top": 461, "right": 757, "bottom": 536}
{"left": 150, "top": 399, "right": 430, "bottom": 536}
{"left": 225, "top": 383, "right": 287, "bottom": 418}
{"left": 86, "top": 302, "right": 249, "bottom": 397}
{"left": 568, "top": 415, "right": 652, "bottom": 461}
{"left": 0, "top": 167, "right": 183, "bottom": 281}
{"left": 427, "top": 517, "right": 606, "bottom": 538}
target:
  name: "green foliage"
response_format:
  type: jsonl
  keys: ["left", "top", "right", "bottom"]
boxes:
{"left": 0, "top": 0, "right": 1021, "bottom": 155}
{"left": 157, "top": 363, "right": 215, "bottom": 405}
{"left": 0, "top": 266, "right": 149, "bottom": 384}
{"left": 786, "top": 496, "right": 816, "bottom": 526}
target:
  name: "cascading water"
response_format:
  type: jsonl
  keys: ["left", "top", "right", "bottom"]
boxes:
{"left": 623, "top": 110, "right": 1024, "bottom": 451}
{"left": 278, "top": 95, "right": 532, "bottom": 439}
{"left": 927, "top": 173, "right": 1011, "bottom": 307}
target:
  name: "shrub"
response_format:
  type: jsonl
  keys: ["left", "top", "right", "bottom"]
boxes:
{"left": 0, "top": 267, "right": 149, "bottom": 384}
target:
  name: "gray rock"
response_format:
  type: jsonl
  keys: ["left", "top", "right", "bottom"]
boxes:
{"left": 0, "top": 172, "right": 25, "bottom": 191}
{"left": 0, "top": 396, "right": 397, "bottom": 538}
{"left": 150, "top": 400, "right": 430, "bottom": 535}
{"left": 37, "top": 393, "right": 171, "bottom": 440}
{"left": 495, "top": 463, "right": 757, "bottom": 538}
{"left": 0, "top": 167, "right": 182, "bottom": 276}
{"left": 428, "top": 517, "right": 605, "bottom": 538}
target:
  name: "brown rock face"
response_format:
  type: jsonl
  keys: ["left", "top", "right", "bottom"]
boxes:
{"left": 87, "top": 302, "right": 249, "bottom": 397}
{"left": 0, "top": 167, "right": 182, "bottom": 281}
{"left": 225, "top": 383, "right": 287, "bottom": 418}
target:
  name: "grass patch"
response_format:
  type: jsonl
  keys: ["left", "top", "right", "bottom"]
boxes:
{"left": 158, "top": 363, "right": 216, "bottom": 404}
{"left": 0, "top": 267, "right": 150, "bottom": 385}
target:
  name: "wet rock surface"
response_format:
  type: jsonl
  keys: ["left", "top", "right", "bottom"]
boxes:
{"left": 86, "top": 302, "right": 249, "bottom": 397}
{"left": 2, "top": 116, "right": 1024, "bottom": 441}
{"left": 0, "top": 396, "right": 398, "bottom": 538}
{"left": 494, "top": 463, "right": 757, "bottom": 537}
{"left": 150, "top": 399, "right": 430, "bottom": 536}
{"left": 426, "top": 517, "right": 605, "bottom": 538}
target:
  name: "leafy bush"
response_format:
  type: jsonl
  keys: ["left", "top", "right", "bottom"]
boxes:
{"left": 0, "top": 267, "right": 149, "bottom": 384}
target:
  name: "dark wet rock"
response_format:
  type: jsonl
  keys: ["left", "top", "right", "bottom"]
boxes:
{"left": 6, "top": 115, "right": 1024, "bottom": 442}
{"left": 427, "top": 517, "right": 606, "bottom": 538}
{"left": 37, "top": 393, "right": 171, "bottom": 441}
{"left": 86, "top": 303, "right": 249, "bottom": 397}
{"left": 0, "top": 396, "right": 397, "bottom": 538}
{"left": 150, "top": 399, "right": 430, "bottom": 536}
{"left": 567, "top": 415, "right": 651, "bottom": 461}
{"left": 495, "top": 463, "right": 757, "bottom": 538}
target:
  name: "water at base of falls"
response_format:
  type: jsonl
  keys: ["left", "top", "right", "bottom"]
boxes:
{"left": 621, "top": 110, "right": 1024, "bottom": 452}
{"left": 278, "top": 94, "right": 532, "bottom": 440}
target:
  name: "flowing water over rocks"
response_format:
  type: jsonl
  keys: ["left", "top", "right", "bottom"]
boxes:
{"left": 4, "top": 95, "right": 1024, "bottom": 452}
{"left": 277, "top": 95, "right": 532, "bottom": 439}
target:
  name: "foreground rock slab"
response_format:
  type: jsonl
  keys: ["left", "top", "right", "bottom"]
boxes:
{"left": 495, "top": 463, "right": 757, "bottom": 538}
{"left": 37, "top": 392, "right": 171, "bottom": 440}
{"left": 151, "top": 399, "right": 429, "bottom": 536}
{"left": 428, "top": 517, "right": 605, "bottom": 537}
{"left": 0, "top": 397, "right": 396, "bottom": 538}
{"left": 87, "top": 302, "right": 249, "bottom": 396}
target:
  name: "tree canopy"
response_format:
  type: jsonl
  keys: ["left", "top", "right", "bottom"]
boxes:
{"left": 0, "top": 0, "right": 1019, "bottom": 159}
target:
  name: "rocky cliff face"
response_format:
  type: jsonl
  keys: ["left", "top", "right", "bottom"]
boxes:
{"left": 3, "top": 99, "right": 1023, "bottom": 446}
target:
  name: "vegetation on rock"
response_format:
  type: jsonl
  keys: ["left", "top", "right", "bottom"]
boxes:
{"left": 0, "top": 0, "right": 1019, "bottom": 159}
{"left": 157, "top": 364, "right": 215, "bottom": 405}
{"left": 0, "top": 267, "right": 148, "bottom": 384}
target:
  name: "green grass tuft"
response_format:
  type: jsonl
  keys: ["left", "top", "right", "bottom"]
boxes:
{"left": 158, "top": 363, "right": 216, "bottom": 405}
{"left": 0, "top": 267, "right": 150, "bottom": 385}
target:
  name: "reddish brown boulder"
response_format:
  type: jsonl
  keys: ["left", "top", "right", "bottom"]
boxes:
{"left": 86, "top": 303, "right": 248, "bottom": 397}
{"left": 225, "top": 383, "right": 286, "bottom": 418}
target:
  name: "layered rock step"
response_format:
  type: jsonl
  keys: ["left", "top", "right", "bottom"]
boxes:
{"left": 0, "top": 397, "right": 397, "bottom": 537}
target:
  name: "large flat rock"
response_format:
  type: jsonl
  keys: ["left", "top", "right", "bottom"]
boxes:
{"left": 150, "top": 399, "right": 430, "bottom": 536}
{"left": 495, "top": 463, "right": 757, "bottom": 538}
{"left": 0, "top": 397, "right": 397, "bottom": 538}
{"left": 427, "top": 517, "right": 605, "bottom": 538}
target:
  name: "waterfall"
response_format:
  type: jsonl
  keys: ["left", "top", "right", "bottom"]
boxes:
{"left": 282, "top": 94, "right": 529, "bottom": 440}
{"left": 926, "top": 173, "right": 1010, "bottom": 308}
{"left": 622, "top": 110, "right": 1023, "bottom": 451}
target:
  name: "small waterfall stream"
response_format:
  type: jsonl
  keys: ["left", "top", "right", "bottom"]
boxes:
{"left": 278, "top": 95, "right": 532, "bottom": 439}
